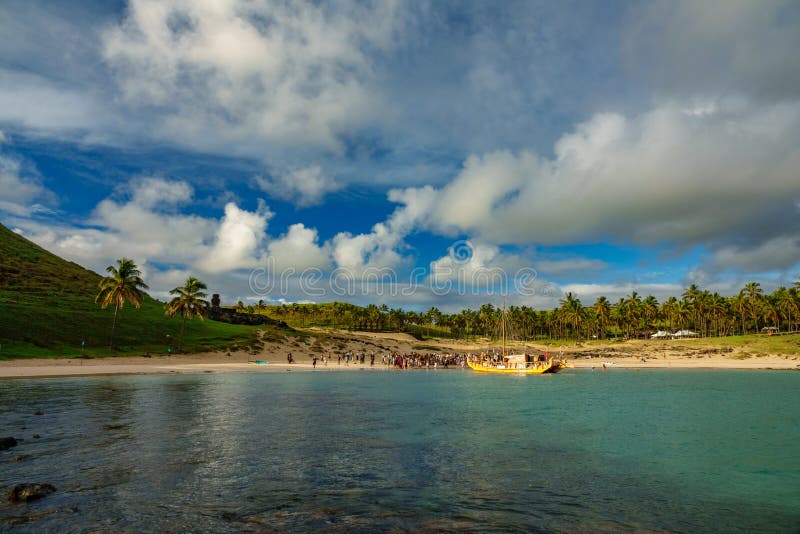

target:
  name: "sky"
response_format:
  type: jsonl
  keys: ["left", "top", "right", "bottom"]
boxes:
{"left": 1, "top": 0, "right": 799, "bottom": 311}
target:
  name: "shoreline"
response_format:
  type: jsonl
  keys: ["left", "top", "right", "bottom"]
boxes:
{"left": 1, "top": 331, "right": 798, "bottom": 379}
{"left": 1, "top": 353, "right": 798, "bottom": 379}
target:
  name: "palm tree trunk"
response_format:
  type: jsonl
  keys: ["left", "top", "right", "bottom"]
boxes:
{"left": 110, "top": 303, "right": 119, "bottom": 349}
{"left": 179, "top": 313, "right": 187, "bottom": 352}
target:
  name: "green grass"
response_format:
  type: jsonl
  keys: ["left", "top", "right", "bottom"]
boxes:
{"left": 531, "top": 333, "right": 800, "bottom": 355}
{"left": 0, "top": 223, "right": 267, "bottom": 359}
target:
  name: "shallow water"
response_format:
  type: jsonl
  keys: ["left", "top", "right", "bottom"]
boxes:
{"left": 1, "top": 369, "right": 799, "bottom": 532}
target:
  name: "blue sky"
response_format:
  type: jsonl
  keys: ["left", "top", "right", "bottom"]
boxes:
{"left": 1, "top": 0, "right": 799, "bottom": 311}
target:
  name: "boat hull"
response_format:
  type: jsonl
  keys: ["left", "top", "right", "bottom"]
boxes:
{"left": 466, "top": 359, "right": 564, "bottom": 374}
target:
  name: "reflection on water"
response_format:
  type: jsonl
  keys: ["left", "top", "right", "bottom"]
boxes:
{"left": 1, "top": 370, "right": 799, "bottom": 531}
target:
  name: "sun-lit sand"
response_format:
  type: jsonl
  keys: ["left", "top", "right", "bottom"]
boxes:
{"left": 1, "top": 331, "right": 798, "bottom": 378}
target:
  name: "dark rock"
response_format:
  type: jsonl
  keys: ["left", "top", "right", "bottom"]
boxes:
{"left": 208, "top": 306, "right": 288, "bottom": 327}
{"left": 34, "top": 410, "right": 43, "bottom": 416}
{"left": 7, "top": 483, "right": 56, "bottom": 503}
{"left": 0, "top": 437, "right": 18, "bottom": 450}
{"left": 32, "top": 434, "right": 40, "bottom": 439}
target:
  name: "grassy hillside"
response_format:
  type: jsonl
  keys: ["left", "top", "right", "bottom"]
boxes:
{"left": 0, "top": 223, "right": 265, "bottom": 359}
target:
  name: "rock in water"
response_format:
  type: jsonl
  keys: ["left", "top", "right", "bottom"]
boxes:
{"left": 0, "top": 437, "right": 18, "bottom": 450}
{"left": 7, "top": 483, "right": 56, "bottom": 503}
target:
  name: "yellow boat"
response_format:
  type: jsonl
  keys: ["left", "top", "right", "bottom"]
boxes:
{"left": 467, "top": 303, "right": 566, "bottom": 375}
{"left": 466, "top": 354, "right": 565, "bottom": 374}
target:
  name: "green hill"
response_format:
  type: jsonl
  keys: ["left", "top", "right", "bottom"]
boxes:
{"left": 0, "top": 223, "right": 265, "bottom": 359}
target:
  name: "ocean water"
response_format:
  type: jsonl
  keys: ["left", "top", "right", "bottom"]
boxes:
{"left": 1, "top": 369, "right": 799, "bottom": 532}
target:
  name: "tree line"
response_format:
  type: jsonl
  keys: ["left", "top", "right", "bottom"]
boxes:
{"left": 94, "top": 257, "right": 800, "bottom": 346}
{"left": 249, "top": 281, "right": 800, "bottom": 341}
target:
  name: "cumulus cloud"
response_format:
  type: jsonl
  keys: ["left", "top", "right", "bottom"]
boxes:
{"left": 394, "top": 100, "right": 800, "bottom": 253}
{"left": 196, "top": 201, "right": 272, "bottom": 274}
{"left": 254, "top": 165, "right": 340, "bottom": 207}
{"left": 332, "top": 226, "right": 404, "bottom": 274}
{"left": 266, "top": 223, "right": 331, "bottom": 271}
{"left": 129, "top": 176, "right": 193, "bottom": 209}
{"left": 429, "top": 242, "right": 526, "bottom": 285}
{"left": 101, "top": 0, "right": 400, "bottom": 153}
{"left": 0, "top": 154, "right": 56, "bottom": 216}
{"left": 710, "top": 236, "right": 800, "bottom": 274}
{"left": 13, "top": 178, "right": 274, "bottom": 289}
{"left": 42, "top": 178, "right": 216, "bottom": 269}
{"left": 330, "top": 186, "right": 438, "bottom": 273}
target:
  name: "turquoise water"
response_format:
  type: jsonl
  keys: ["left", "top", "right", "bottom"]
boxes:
{"left": 1, "top": 369, "right": 799, "bottom": 532}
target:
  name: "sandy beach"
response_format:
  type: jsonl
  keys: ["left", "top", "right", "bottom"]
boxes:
{"left": 1, "top": 330, "right": 798, "bottom": 378}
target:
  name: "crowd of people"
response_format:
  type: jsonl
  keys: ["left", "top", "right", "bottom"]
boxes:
{"left": 293, "top": 349, "right": 558, "bottom": 370}
{"left": 305, "top": 350, "right": 473, "bottom": 369}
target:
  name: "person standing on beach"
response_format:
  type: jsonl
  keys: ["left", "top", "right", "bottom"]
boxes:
{"left": 313, "top": 356, "right": 318, "bottom": 369}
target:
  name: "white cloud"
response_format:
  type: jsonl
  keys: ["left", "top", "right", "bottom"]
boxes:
{"left": 101, "top": 0, "right": 401, "bottom": 153}
{"left": 0, "top": 69, "right": 109, "bottom": 136}
{"left": 710, "top": 236, "right": 800, "bottom": 274}
{"left": 623, "top": 0, "right": 800, "bottom": 100}
{"left": 130, "top": 176, "right": 193, "bottom": 209}
{"left": 331, "top": 226, "right": 404, "bottom": 274}
{"left": 196, "top": 201, "right": 272, "bottom": 274}
{"left": 559, "top": 283, "right": 683, "bottom": 304}
{"left": 254, "top": 165, "right": 340, "bottom": 207}
{"left": 429, "top": 242, "right": 526, "bottom": 284}
{"left": 0, "top": 154, "right": 56, "bottom": 216}
{"left": 12, "top": 178, "right": 273, "bottom": 291}
{"left": 329, "top": 186, "right": 438, "bottom": 273}
{"left": 266, "top": 223, "right": 331, "bottom": 271}
{"left": 404, "top": 100, "right": 800, "bottom": 248}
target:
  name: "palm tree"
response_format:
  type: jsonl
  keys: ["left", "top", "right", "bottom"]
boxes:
{"left": 734, "top": 293, "right": 748, "bottom": 335}
{"left": 740, "top": 282, "right": 764, "bottom": 334}
{"left": 704, "top": 293, "right": 722, "bottom": 337}
{"left": 673, "top": 301, "right": 691, "bottom": 331}
{"left": 642, "top": 295, "right": 660, "bottom": 331}
{"left": 96, "top": 257, "right": 149, "bottom": 349}
{"left": 763, "top": 297, "right": 780, "bottom": 331}
{"left": 593, "top": 296, "right": 611, "bottom": 339}
{"left": 776, "top": 287, "right": 799, "bottom": 333}
{"left": 623, "top": 291, "right": 642, "bottom": 337}
{"left": 559, "top": 292, "right": 585, "bottom": 340}
{"left": 682, "top": 284, "right": 701, "bottom": 331}
{"left": 165, "top": 276, "right": 209, "bottom": 352}
{"left": 661, "top": 296, "right": 678, "bottom": 331}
